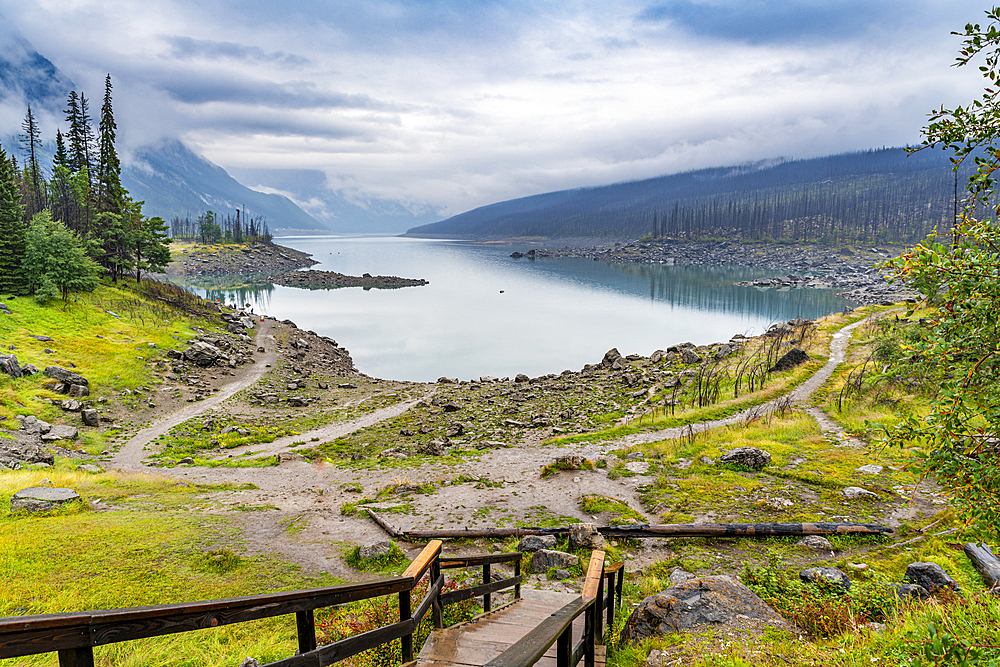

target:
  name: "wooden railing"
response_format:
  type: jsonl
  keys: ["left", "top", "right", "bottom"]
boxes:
{"left": 485, "top": 551, "right": 624, "bottom": 667}
{"left": 0, "top": 540, "right": 531, "bottom": 667}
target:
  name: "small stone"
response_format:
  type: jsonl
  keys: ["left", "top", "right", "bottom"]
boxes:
{"left": 555, "top": 569, "right": 571, "bottom": 580}
{"left": 894, "top": 583, "right": 930, "bottom": 600}
{"left": 720, "top": 447, "right": 771, "bottom": 470}
{"left": 668, "top": 568, "right": 697, "bottom": 585}
{"left": 568, "top": 523, "right": 606, "bottom": 550}
{"left": 842, "top": 486, "right": 878, "bottom": 499}
{"left": 856, "top": 464, "right": 884, "bottom": 474}
{"left": 177, "top": 456, "right": 195, "bottom": 465}
{"left": 76, "top": 464, "right": 104, "bottom": 474}
{"left": 532, "top": 549, "right": 579, "bottom": 573}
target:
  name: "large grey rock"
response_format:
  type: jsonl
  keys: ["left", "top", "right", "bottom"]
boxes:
{"left": 18, "top": 416, "right": 51, "bottom": 435}
{"left": 11, "top": 487, "right": 81, "bottom": 513}
{"left": 518, "top": 535, "right": 557, "bottom": 552}
{"left": 619, "top": 576, "right": 786, "bottom": 643}
{"left": 568, "top": 523, "right": 607, "bottom": 550}
{"left": 76, "top": 464, "right": 104, "bottom": 473}
{"left": 532, "top": 549, "right": 579, "bottom": 573}
{"left": 358, "top": 541, "right": 394, "bottom": 560}
{"left": 81, "top": 409, "right": 99, "bottom": 427}
{"left": 769, "top": 348, "right": 809, "bottom": 373}
{"left": 680, "top": 349, "right": 702, "bottom": 364}
{"left": 0, "top": 438, "right": 54, "bottom": 469}
{"left": 668, "top": 569, "right": 697, "bottom": 585}
{"left": 185, "top": 341, "right": 223, "bottom": 367}
{"left": 67, "top": 384, "right": 90, "bottom": 398}
{"left": 60, "top": 399, "right": 82, "bottom": 412}
{"left": 41, "top": 425, "right": 78, "bottom": 442}
{"left": 602, "top": 348, "right": 622, "bottom": 366}
{"left": 720, "top": 447, "right": 771, "bottom": 470}
{"left": 842, "top": 486, "right": 877, "bottom": 499}
{"left": 0, "top": 354, "right": 22, "bottom": 379}
{"left": 800, "top": 567, "right": 851, "bottom": 591}
{"left": 894, "top": 583, "right": 930, "bottom": 600}
{"left": 905, "top": 562, "right": 961, "bottom": 593}
{"left": 43, "top": 366, "right": 88, "bottom": 386}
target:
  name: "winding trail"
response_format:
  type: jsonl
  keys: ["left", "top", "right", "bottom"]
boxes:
{"left": 112, "top": 319, "right": 279, "bottom": 470}
{"left": 611, "top": 314, "right": 882, "bottom": 449}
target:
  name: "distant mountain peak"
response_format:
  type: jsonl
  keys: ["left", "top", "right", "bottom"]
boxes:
{"left": 0, "top": 11, "right": 74, "bottom": 113}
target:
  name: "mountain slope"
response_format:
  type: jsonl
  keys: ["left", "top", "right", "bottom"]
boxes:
{"left": 121, "top": 141, "right": 328, "bottom": 234}
{"left": 406, "top": 148, "right": 961, "bottom": 243}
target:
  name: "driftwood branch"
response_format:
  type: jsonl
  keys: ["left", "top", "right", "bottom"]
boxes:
{"left": 963, "top": 542, "right": 1000, "bottom": 588}
{"left": 399, "top": 522, "right": 891, "bottom": 541}
{"left": 366, "top": 509, "right": 403, "bottom": 538}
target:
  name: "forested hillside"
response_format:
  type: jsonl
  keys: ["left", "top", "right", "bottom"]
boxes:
{"left": 407, "top": 148, "right": 970, "bottom": 243}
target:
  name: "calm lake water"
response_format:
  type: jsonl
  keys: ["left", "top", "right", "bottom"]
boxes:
{"left": 174, "top": 236, "right": 854, "bottom": 382}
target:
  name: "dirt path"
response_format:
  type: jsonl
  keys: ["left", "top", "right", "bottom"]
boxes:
{"left": 609, "top": 314, "right": 879, "bottom": 449}
{"left": 111, "top": 319, "right": 280, "bottom": 470}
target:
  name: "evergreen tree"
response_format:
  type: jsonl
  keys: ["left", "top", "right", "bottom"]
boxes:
{"left": 54, "top": 129, "right": 71, "bottom": 171}
{"left": 0, "top": 147, "right": 27, "bottom": 294}
{"left": 18, "top": 105, "right": 45, "bottom": 218}
{"left": 24, "top": 211, "right": 99, "bottom": 300}
{"left": 124, "top": 199, "right": 171, "bottom": 282}
{"left": 64, "top": 92, "right": 85, "bottom": 173}
{"left": 96, "top": 75, "right": 123, "bottom": 215}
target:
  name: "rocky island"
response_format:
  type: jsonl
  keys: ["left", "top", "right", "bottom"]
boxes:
{"left": 269, "top": 270, "right": 429, "bottom": 289}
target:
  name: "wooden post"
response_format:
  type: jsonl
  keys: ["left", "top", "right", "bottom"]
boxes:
{"left": 616, "top": 567, "right": 624, "bottom": 609}
{"left": 58, "top": 648, "right": 94, "bottom": 667}
{"left": 584, "top": 602, "right": 596, "bottom": 667}
{"left": 431, "top": 559, "right": 444, "bottom": 629}
{"left": 596, "top": 570, "right": 605, "bottom": 646}
{"left": 400, "top": 589, "right": 413, "bottom": 662}
{"left": 605, "top": 571, "right": 615, "bottom": 630}
{"left": 296, "top": 609, "right": 316, "bottom": 655}
{"left": 556, "top": 624, "right": 572, "bottom": 667}
{"left": 483, "top": 563, "right": 492, "bottom": 612}
{"left": 514, "top": 558, "right": 521, "bottom": 599}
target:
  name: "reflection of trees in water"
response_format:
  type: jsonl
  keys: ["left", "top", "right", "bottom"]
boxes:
{"left": 171, "top": 273, "right": 274, "bottom": 311}
{"left": 607, "top": 262, "right": 852, "bottom": 323}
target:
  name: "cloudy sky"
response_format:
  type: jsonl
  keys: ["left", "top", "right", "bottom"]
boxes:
{"left": 0, "top": 0, "right": 989, "bottom": 219}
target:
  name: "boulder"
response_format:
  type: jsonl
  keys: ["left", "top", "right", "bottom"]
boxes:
{"left": 0, "top": 354, "right": 22, "bottom": 379}
{"left": 602, "top": 348, "right": 622, "bottom": 366}
{"left": 720, "top": 447, "right": 771, "bottom": 470}
{"left": 60, "top": 399, "right": 82, "bottom": 412}
{"left": 43, "top": 366, "right": 88, "bottom": 386}
{"left": 568, "top": 523, "right": 607, "bottom": 550}
{"left": 668, "top": 569, "right": 697, "bottom": 586}
{"left": 358, "top": 541, "right": 394, "bottom": 560}
{"left": 894, "top": 583, "right": 930, "bottom": 600}
{"left": 81, "top": 409, "right": 100, "bottom": 427}
{"left": 515, "top": 374, "right": 529, "bottom": 383}
{"left": 442, "top": 403, "right": 462, "bottom": 412}
{"left": 518, "top": 535, "right": 557, "bottom": 552}
{"left": 185, "top": 341, "right": 223, "bottom": 367}
{"left": 769, "top": 348, "right": 810, "bottom": 373}
{"left": 418, "top": 439, "right": 448, "bottom": 456}
{"left": 555, "top": 455, "right": 587, "bottom": 469}
{"left": 67, "top": 384, "right": 90, "bottom": 398}
{"left": 619, "top": 576, "right": 787, "bottom": 644}
{"left": 0, "top": 439, "right": 54, "bottom": 468}
{"left": 287, "top": 397, "right": 308, "bottom": 407}
{"left": 800, "top": 567, "right": 851, "bottom": 591}
{"left": 842, "top": 486, "right": 878, "bottom": 499}
{"left": 21, "top": 364, "right": 38, "bottom": 376}
{"left": 11, "top": 487, "right": 81, "bottom": 513}
{"left": 905, "top": 562, "right": 961, "bottom": 593}
{"left": 18, "top": 416, "right": 51, "bottom": 435}
{"left": 856, "top": 464, "right": 884, "bottom": 474}
{"left": 276, "top": 452, "right": 307, "bottom": 463}
{"left": 532, "top": 549, "right": 579, "bottom": 573}
{"left": 680, "top": 349, "right": 702, "bottom": 364}
{"left": 796, "top": 535, "right": 834, "bottom": 552}
{"left": 41, "top": 425, "right": 78, "bottom": 442}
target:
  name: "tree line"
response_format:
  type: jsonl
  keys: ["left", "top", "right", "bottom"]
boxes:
{"left": 169, "top": 209, "right": 271, "bottom": 245}
{"left": 0, "top": 75, "right": 171, "bottom": 301}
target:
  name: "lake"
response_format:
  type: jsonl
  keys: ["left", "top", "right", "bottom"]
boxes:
{"left": 174, "top": 236, "right": 854, "bottom": 382}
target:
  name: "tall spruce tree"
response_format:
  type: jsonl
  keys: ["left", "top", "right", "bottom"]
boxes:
{"left": 0, "top": 147, "right": 27, "bottom": 294}
{"left": 96, "top": 75, "right": 123, "bottom": 215}
{"left": 18, "top": 105, "right": 45, "bottom": 218}
{"left": 54, "top": 129, "right": 70, "bottom": 171}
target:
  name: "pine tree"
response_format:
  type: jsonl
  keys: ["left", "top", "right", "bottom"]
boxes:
{"left": 0, "top": 146, "right": 27, "bottom": 294}
{"left": 54, "top": 129, "right": 71, "bottom": 171}
{"left": 96, "top": 74, "right": 123, "bottom": 215}
{"left": 18, "top": 105, "right": 45, "bottom": 218}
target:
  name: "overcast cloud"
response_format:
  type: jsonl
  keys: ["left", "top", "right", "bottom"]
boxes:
{"left": 0, "top": 0, "right": 989, "bottom": 218}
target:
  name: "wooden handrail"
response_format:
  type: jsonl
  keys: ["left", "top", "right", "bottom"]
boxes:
{"left": 581, "top": 552, "right": 605, "bottom": 600}
{"left": 403, "top": 540, "right": 442, "bottom": 582}
{"left": 483, "top": 597, "right": 591, "bottom": 667}
{"left": 439, "top": 552, "right": 522, "bottom": 569}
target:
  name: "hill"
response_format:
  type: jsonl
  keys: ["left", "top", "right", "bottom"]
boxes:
{"left": 407, "top": 148, "right": 965, "bottom": 243}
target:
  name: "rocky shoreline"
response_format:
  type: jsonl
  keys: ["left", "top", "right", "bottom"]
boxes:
{"left": 511, "top": 240, "right": 919, "bottom": 306}
{"left": 170, "top": 241, "right": 318, "bottom": 276}
{"left": 269, "top": 270, "right": 429, "bottom": 290}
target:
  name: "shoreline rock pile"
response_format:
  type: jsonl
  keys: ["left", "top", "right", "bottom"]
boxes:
{"left": 172, "top": 242, "right": 317, "bottom": 276}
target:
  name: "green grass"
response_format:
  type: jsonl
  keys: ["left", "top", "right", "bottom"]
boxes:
{"left": 342, "top": 542, "right": 408, "bottom": 574}
{"left": 0, "top": 468, "right": 341, "bottom": 666}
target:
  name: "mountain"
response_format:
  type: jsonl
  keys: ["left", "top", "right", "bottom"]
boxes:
{"left": 121, "top": 141, "right": 329, "bottom": 234}
{"left": 406, "top": 148, "right": 962, "bottom": 244}
{"left": 0, "top": 17, "right": 329, "bottom": 235}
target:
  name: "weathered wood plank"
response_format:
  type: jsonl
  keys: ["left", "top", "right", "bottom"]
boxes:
{"left": 404, "top": 542, "right": 443, "bottom": 583}
{"left": 581, "top": 553, "right": 605, "bottom": 600}
{"left": 483, "top": 598, "right": 591, "bottom": 667}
